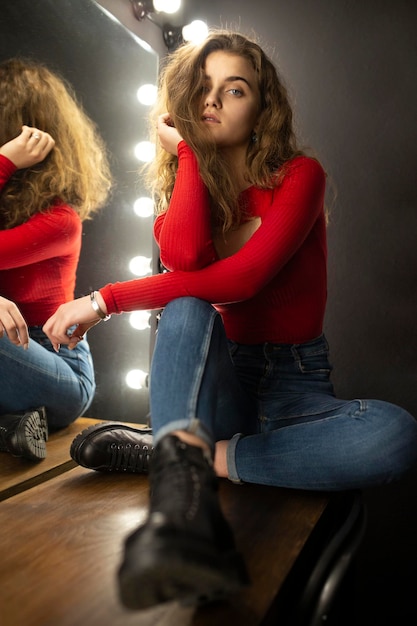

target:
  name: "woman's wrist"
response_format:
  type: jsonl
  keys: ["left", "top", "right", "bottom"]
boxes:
{"left": 90, "top": 290, "right": 110, "bottom": 321}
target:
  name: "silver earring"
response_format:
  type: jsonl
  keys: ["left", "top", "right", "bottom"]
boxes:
{"left": 251, "top": 131, "right": 258, "bottom": 143}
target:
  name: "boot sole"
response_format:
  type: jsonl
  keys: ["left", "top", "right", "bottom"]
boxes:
{"left": 70, "top": 422, "right": 152, "bottom": 469}
{"left": 38, "top": 406, "right": 48, "bottom": 442}
{"left": 15, "top": 408, "right": 48, "bottom": 461}
{"left": 118, "top": 530, "right": 249, "bottom": 610}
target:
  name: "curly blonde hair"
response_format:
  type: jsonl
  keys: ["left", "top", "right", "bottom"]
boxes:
{"left": 0, "top": 58, "right": 113, "bottom": 228}
{"left": 146, "top": 30, "right": 303, "bottom": 232}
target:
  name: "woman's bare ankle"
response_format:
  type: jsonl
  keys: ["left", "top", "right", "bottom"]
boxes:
{"left": 214, "top": 440, "right": 229, "bottom": 477}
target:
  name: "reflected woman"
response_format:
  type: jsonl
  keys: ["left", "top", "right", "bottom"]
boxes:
{"left": 0, "top": 58, "right": 112, "bottom": 461}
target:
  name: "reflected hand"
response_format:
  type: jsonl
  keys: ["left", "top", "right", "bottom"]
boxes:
{"left": 0, "top": 125, "right": 55, "bottom": 169}
{"left": 0, "top": 296, "right": 29, "bottom": 349}
{"left": 157, "top": 113, "right": 183, "bottom": 156}
{"left": 43, "top": 295, "right": 104, "bottom": 352}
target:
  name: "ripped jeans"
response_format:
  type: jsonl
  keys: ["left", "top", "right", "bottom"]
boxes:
{"left": 0, "top": 326, "right": 95, "bottom": 430}
{"left": 149, "top": 297, "right": 417, "bottom": 491}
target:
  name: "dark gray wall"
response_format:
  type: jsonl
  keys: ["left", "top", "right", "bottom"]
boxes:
{"left": 183, "top": 0, "right": 417, "bottom": 417}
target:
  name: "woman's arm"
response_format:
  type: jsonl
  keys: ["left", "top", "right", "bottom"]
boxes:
{"left": 153, "top": 114, "right": 216, "bottom": 271}
{"left": 154, "top": 142, "right": 216, "bottom": 271}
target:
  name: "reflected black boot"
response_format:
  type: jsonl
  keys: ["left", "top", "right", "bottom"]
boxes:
{"left": 0, "top": 407, "right": 48, "bottom": 461}
{"left": 118, "top": 434, "right": 249, "bottom": 610}
{"left": 70, "top": 422, "right": 153, "bottom": 473}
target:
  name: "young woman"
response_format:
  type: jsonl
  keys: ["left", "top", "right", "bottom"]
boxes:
{"left": 0, "top": 58, "right": 112, "bottom": 461}
{"left": 43, "top": 31, "right": 417, "bottom": 609}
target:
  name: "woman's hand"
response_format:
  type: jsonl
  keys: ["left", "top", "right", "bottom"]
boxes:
{"left": 0, "top": 296, "right": 29, "bottom": 349}
{"left": 0, "top": 125, "right": 55, "bottom": 169}
{"left": 43, "top": 295, "right": 104, "bottom": 352}
{"left": 157, "top": 113, "right": 183, "bottom": 156}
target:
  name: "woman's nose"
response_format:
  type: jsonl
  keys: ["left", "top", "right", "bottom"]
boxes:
{"left": 205, "top": 91, "right": 220, "bottom": 108}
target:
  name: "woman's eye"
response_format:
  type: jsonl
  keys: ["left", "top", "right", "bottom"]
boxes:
{"left": 227, "top": 88, "right": 243, "bottom": 96}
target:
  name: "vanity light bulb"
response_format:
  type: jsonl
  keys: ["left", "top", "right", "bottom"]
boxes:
{"left": 129, "top": 255, "right": 152, "bottom": 276}
{"left": 125, "top": 369, "right": 148, "bottom": 390}
{"left": 137, "top": 83, "right": 157, "bottom": 106}
{"left": 133, "top": 196, "right": 154, "bottom": 218}
{"left": 153, "top": 0, "right": 181, "bottom": 14}
{"left": 182, "top": 20, "right": 208, "bottom": 44}
{"left": 129, "top": 310, "right": 151, "bottom": 330}
{"left": 134, "top": 140, "right": 155, "bottom": 162}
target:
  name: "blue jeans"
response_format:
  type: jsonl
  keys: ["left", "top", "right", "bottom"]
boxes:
{"left": 0, "top": 326, "right": 95, "bottom": 430}
{"left": 150, "top": 297, "right": 417, "bottom": 491}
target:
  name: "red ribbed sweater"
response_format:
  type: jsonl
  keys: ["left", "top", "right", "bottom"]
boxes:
{"left": 0, "top": 155, "right": 82, "bottom": 326}
{"left": 101, "top": 142, "right": 327, "bottom": 344}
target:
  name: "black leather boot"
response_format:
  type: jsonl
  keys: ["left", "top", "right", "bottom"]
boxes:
{"left": 118, "top": 434, "right": 249, "bottom": 610}
{"left": 70, "top": 422, "right": 153, "bottom": 473}
{"left": 0, "top": 407, "right": 48, "bottom": 461}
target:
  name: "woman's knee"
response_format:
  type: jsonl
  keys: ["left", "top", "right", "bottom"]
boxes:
{"left": 163, "top": 297, "right": 215, "bottom": 318}
{"left": 159, "top": 298, "right": 219, "bottom": 337}
{"left": 361, "top": 399, "right": 417, "bottom": 478}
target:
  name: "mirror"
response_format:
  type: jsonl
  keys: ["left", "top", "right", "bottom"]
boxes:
{"left": 1, "top": 0, "right": 159, "bottom": 423}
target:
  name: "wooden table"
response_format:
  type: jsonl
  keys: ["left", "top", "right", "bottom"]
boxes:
{"left": 0, "top": 417, "right": 331, "bottom": 626}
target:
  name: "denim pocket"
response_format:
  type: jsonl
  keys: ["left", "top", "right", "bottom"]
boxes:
{"left": 296, "top": 351, "right": 333, "bottom": 376}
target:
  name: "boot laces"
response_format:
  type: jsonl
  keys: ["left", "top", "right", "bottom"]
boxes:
{"left": 109, "top": 441, "right": 151, "bottom": 472}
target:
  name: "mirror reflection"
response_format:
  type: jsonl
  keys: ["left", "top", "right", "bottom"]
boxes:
{"left": 1, "top": 0, "right": 159, "bottom": 422}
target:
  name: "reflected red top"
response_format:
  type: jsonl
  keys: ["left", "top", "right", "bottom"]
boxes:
{"left": 0, "top": 155, "right": 82, "bottom": 326}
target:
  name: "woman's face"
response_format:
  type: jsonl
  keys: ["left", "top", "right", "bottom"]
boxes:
{"left": 200, "top": 50, "right": 260, "bottom": 156}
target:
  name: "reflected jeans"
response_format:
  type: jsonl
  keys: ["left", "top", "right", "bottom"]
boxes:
{"left": 150, "top": 297, "right": 417, "bottom": 491}
{"left": 0, "top": 326, "right": 95, "bottom": 430}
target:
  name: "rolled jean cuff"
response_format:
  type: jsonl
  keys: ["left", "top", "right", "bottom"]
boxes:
{"left": 227, "top": 432, "right": 244, "bottom": 483}
{"left": 153, "top": 418, "right": 214, "bottom": 454}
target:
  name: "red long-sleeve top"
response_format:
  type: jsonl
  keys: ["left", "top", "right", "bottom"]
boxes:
{"left": 101, "top": 141, "right": 327, "bottom": 344}
{"left": 0, "top": 155, "right": 82, "bottom": 326}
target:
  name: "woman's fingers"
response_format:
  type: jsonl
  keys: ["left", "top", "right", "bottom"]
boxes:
{"left": 0, "top": 297, "right": 29, "bottom": 349}
{"left": 0, "top": 126, "right": 55, "bottom": 169}
{"left": 156, "top": 113, "right": 182, "bottom": 155}
{"left": 23, "top": 125, "right": 55, "bottom": 159}
{"left": 43, "top": 296, "right": 103, "bottom": 351}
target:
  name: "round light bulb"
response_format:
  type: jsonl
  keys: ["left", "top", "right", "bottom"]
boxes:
{"left": 125, "top": 369, "right": 148, "bottom": 390}
{"left": 153, "top": 0, "right": 181, "bottom": 14}
{"left": 134, "top": 140, "right": 155, "bottom": 162}
{"left": 129, "top": 310, "right": 151, "bottom": 330}
{"left": 129, "top": 255, "right": 152, "bottom": 276}
{"left": 137, "top": 83, "right": 157, "bottom": 106}
{"left": 133, "top": 197, "right": 154, "bottom": 218}
{"left": 182, "top": 20, "right": 208, "bottom": 44}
